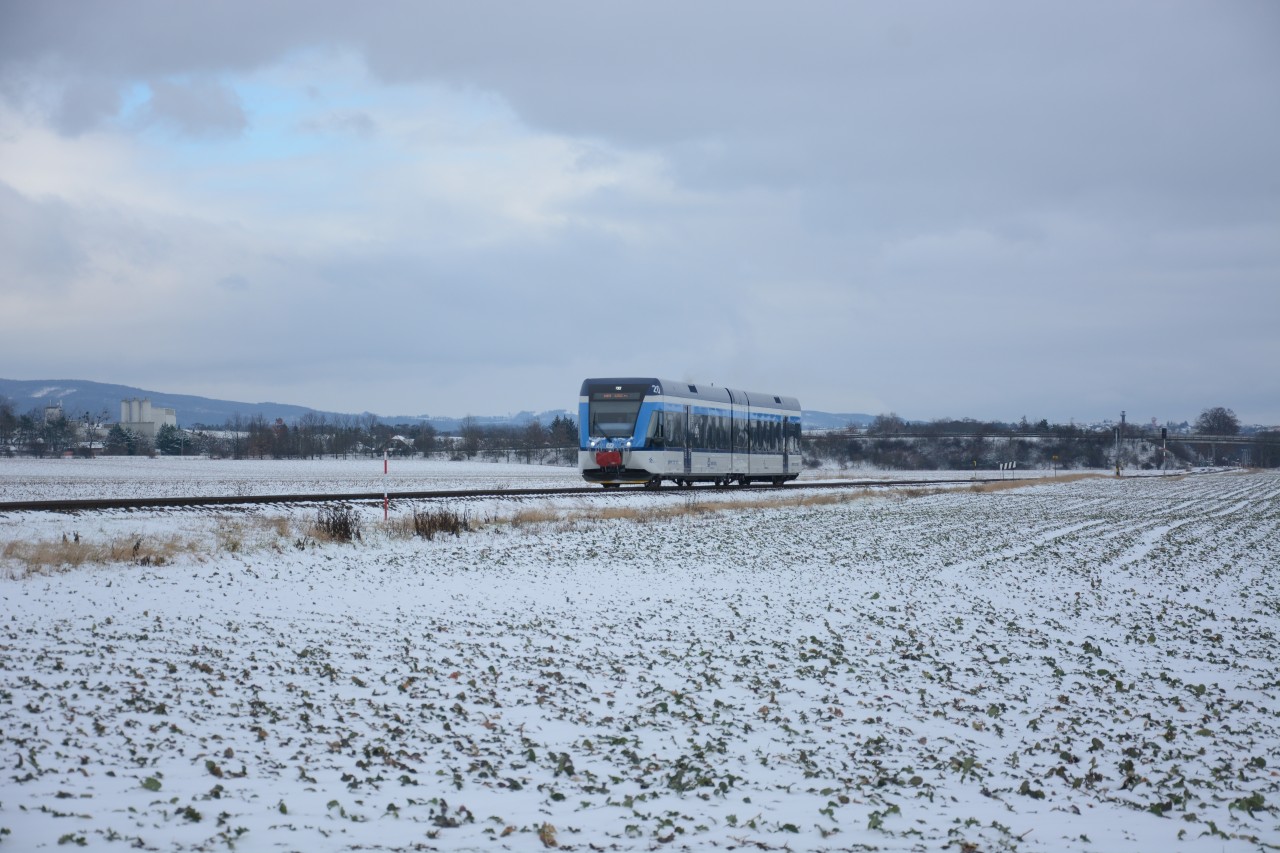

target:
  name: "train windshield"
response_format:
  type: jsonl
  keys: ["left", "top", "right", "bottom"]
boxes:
{"left": 587, "top": 389, "right": 645, "bottom": 438}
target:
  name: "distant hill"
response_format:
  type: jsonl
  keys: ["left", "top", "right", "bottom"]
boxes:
{"left": 802, "top": 410, "right": 874, "bottom": 431}
{"left": 0, "top": 378, "right": 575, "bottom": 431}
{"left": 0, "top": 378, "right": 341, "bottom": 427}
{"left": 0, "top": 378, "right": 869, "bottom": 432}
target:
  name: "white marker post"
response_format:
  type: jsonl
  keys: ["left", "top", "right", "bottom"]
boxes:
{"left": 383, "top": 450, "right": 389, "bottom": 521}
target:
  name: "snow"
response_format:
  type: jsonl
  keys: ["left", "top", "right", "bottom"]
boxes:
{"left": 29, "top": 386, "right": 74, "bottom": 400}
{"left": 0, "top": 455, "right": 1121, "bottom": 504}
{"left": 2, "top": 461, "right": 1277, "bottom": 851}
{"left": 0, "top": 457, "right": 582, "bottom": 502}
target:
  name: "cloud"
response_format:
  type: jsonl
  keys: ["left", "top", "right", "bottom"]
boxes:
{"left": 0, "top": 181, "right": 81, "bottom": 277}
{"left": 50, "top": 77, "right": 122, "bottom": 135}
{"left": 0, "top": 2, "right": 1277, "bottom": 422}
{"left": 141, "top": 78, "right": 247, "bottom": 137}
{"left": 216, "top": 273, "right": 251, "bottom": 292}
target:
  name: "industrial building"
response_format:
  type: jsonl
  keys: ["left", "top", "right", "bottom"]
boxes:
{"left": 118, "top": 397, "right": 177, "bottom": 438}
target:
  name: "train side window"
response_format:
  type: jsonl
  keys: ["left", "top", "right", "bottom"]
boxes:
{"left": 647, "top": 411, "right": 665, "bottom": 447}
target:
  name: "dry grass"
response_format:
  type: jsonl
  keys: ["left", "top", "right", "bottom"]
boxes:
{"left": 491, "top": 474, "right": 1115, "bottom": 533}
{"left": 967, "top": 472, "right": 1104, "bottom": 493}
{"left": 381, "top": 505, "right": 480, "bottom": 540}
{"left": 2, "top": 514, "right": 307, "bottom": 578}
{"left": 311, "top": 504, "right": 363, "bottom": 543}
{"left": 265, "top": 515, "right": 293, "bottom": 537}
{"left": 3, "top": 473, "right": 1121, "bottom": 577}
{"left": 214, "top": 515, "right": 307, "bottom": 552}
{"left": 3, "top": 531, "right": 205, "bottom": 579}
{"left": 508, "top": 506, "right": 563, "bottom": 527}
{"left": 486, "top": 488, "right": 885, "bottom": 533}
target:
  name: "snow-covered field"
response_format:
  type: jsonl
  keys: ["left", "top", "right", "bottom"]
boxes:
{"left": 0, "top": 457, "right": 582, "bottom": 502}
{"left": 2, "top": 461, "right": 1277, "bottom": 852}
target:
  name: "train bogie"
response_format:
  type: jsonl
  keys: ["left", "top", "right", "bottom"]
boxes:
{"left": 578, "top": 378, "right": 801, "bottom": 487}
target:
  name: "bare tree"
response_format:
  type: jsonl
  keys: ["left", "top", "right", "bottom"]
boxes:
{"left": 297, "top": 412, "right": 327, "bottom": 458}
{"left": 519, "top": 419, "right": 546, "bottom": 463}
{"left": 459, "top": 416, "right": 482, "bottom": 459}
{"left": 867, "top": 413, "right": 906, "bottom": 435}
{"left": 1195, "top": 407, "right": 1240, "bottom": 435}
{"left": 413, "top": 422, "right": 439, "bottom": 455}
{"left": 0, "top": 397, "right": 18, "bottom": 454}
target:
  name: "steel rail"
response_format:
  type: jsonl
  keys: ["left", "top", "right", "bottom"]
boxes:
{"left": 0, "top": 476, "right": 1050, "bottom": 514}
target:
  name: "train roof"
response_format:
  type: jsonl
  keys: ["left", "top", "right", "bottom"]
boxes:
{"left": 580, "top": 378, "right": 800, "bottom": 412}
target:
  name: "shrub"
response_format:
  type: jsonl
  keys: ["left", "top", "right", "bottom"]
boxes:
{"left": 412, "top": 506, "right": 470, "bottom": 540}
{"left": 314, "top": 505, "right": 362, "bottom": 543}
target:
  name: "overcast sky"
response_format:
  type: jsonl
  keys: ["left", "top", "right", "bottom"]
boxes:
{"left": 2, "top": 1, "right": 1277, "bottom": 425}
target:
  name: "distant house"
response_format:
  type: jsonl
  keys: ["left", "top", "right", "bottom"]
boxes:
{"left": 384, "top": 434, "right": 416, "bottom": 456}
{"left": 119, "top": 398, "right": 177, "bottom": 438}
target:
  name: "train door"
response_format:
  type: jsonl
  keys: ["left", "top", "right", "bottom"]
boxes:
{"left": 727, "top": 391, "right": 742, "bottom": 479}
{"left": 782, "top": 416, "right": 790, "bottom": 475}
{"left": 782, "top": 431, "right": 790, "bottom": 475}
{"left": 683, "top": 405, "right": 692, "bottom": 476}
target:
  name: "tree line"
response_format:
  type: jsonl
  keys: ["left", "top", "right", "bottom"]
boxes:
{"left": 0, "top": 400, "right": 109, "bottom": 458}
{"left": 806, "top": 407, "right": 1280, "bottom": 470}
{"left": 186, "top": 413, "right": 580, "bottom": 464}
{"left": 4, "top": 396, "right": 1278, "bottom": 468}
{"left": 0, "top": 396, "right": 582, "bottom": 462}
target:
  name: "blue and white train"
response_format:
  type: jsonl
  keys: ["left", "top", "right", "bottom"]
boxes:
{"left": 579, "top": 377, "right": 802, "bottom": 487}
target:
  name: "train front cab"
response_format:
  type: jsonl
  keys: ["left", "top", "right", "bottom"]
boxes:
{"left": 578, "top": 379, "right": 665, "bottom": 486}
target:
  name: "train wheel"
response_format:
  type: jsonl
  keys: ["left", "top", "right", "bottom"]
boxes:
{"left": 645, "top": 478, "right": 661, "bottom": 490}
{"left": 602, "top": 483, "right": 620, "bottom": 489}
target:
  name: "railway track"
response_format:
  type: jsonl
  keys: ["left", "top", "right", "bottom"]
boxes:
{"left": 0, "top": 476, "right": 1037, "bottom": 513}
